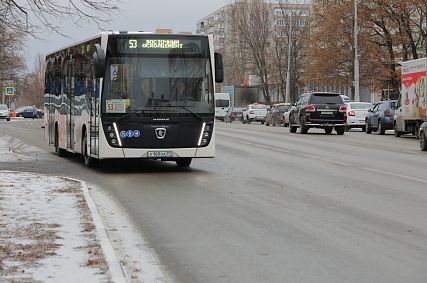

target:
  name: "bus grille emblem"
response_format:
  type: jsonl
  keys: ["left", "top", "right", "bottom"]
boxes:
{"left": 155, "top": 128, "right": 167, "bottom": 139}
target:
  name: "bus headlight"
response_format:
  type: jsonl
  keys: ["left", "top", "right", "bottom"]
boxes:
{"left": 113, "top": 123, "right": 122, "bottom": 147}
{"left": 104, "top": 122, "right": 122, "bottom": 147}
{"left": 198, "top": 122, "right": 213, "bottom": 147}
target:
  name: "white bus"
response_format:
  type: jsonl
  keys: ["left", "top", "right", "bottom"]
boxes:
{"left": 215, "top": 92, "right": 231, "bottom": 120}
{"left": 44, "top": 31, "right": 224, "bottom": 167}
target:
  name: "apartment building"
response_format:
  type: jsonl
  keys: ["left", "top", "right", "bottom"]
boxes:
{"left": 197, "top": 1, "right": 311, "bottom": 102}
{"left": 196, "top": 5, "right": 231, "bottom": 55}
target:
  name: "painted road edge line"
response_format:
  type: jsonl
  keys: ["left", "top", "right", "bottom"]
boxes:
{"left": 65, "top": 177, "right": 128, "bottom": 283}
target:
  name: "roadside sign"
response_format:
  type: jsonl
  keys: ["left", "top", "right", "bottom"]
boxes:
{"left": 5, "top": 86, "right": 14, "bottom": 96}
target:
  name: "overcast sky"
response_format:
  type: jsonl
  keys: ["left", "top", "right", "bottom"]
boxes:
{"left": 25, "top": 0, "right": 229, "bottom": 70}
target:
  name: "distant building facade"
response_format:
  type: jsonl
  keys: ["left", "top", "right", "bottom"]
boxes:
{"left": 197, "top": 1, "right": 311, "bottom": 103}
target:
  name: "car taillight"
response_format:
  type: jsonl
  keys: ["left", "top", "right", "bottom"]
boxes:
{"left": 348, "top": 111, "right": 355, "bottom": 116}
{"left": 385, "top": 109, "right": 391, "bottom": 117}
{"left": 339, "top": 105, "right": 347, "bottom": 112}
{"left": 230, "top": 113, "right": 236, "bottom": 116}
{"left": 305, "top": 105, "right": 315, "bottom": 112}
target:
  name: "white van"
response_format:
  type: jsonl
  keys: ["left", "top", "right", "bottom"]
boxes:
{"left": 215, "top": 93, "right": 231, "bottom": 121}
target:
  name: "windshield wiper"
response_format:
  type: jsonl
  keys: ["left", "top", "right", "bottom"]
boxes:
{"left": 152, "top": 105, "right": 204, "bottom": 122}
{"left": 176, "top": 105, "right": 204, "bottom": 122}
{"left": 113, "top": 110, "right": 143, "bottom": 123}
{"left": 111, "top": 107, "right": 204, "bottom": 123}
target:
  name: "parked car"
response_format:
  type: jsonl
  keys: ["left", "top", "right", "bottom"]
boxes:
{"left": 265, "top": 103, "right": 290, "bottom": 126}
{"left": 341, "top": 95, "right": 350, "bottom": 103}
{"left": 283, "top": 105, "right": 294, "bottom": 127}
{"left": 420, "top": 121, "right": 427, "bottom": 151}
{"left": 365, "top": 100, "right": 398, "bottom": 135}
{"left": 242, "top": 103, "right": 268, "bottom": 124}
{"left": 0, "top": 104, "right": 10, "bottom": 121}
{"left": 224, "top": 107, "right": 244, "bottom": 123}
{"left": 345, "top": 102, "right": 373, "bottom": 131}
{"left": 288, "top": 92, "right": 347, "bottom": 135}
{"left": 15, "top": 106, "right": 43, "bottom": 118}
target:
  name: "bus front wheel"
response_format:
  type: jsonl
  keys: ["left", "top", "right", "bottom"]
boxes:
{"left": 82, "top": 132, "right": 97, "bottom": 167}
{"left": 176, "top": 158, "right": 192, "bottom": 168}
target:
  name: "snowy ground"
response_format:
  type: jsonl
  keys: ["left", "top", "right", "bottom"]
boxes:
{"left": 0, "top": 133, "right": 172, "bottom": 282}
{"left": 0, "top": 171, "right": 112, "bottom": 282}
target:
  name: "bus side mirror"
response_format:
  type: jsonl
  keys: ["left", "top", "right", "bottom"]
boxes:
{"left": 214, "top": 52, "right": 224, "bottom": 83}
{"left": 93, "top": 44, "right": 106, "bottom": 78}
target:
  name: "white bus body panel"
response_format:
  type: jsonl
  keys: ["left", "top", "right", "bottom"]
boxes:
{"left": 96, "top": 121, "right": 215, "bottom": 159}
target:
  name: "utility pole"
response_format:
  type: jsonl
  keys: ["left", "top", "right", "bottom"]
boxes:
{"left": 285, "top": 7, "right": 292, "bottom": 104}
{"left": 1, "top": 54, "right": 3, "bottom": 105}
{"left": 354, "top": 0, "right": 360, "bottom": 102}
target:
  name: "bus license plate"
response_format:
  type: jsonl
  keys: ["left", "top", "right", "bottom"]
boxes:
{"left": 147, "top": 151, "right": 173, "bottom": 158}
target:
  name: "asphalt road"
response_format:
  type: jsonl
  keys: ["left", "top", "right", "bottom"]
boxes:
{"left": 1, "top": 119, "right": 427, "bottom": 283}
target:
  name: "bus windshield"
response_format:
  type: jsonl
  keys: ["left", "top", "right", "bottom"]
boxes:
{"left": 102, "top": 56, "right": 214, "bottom": 115}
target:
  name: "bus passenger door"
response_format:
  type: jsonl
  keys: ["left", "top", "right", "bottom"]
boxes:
{"left": 67, "top": 60, "right": 75, "bottom": 150}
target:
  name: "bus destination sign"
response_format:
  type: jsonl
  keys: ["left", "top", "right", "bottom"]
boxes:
{"left": 129, "top": 39, "right": 184, "bottom": 49}
{"left": 114, "top": 37, "right": 207, "bottom": 56}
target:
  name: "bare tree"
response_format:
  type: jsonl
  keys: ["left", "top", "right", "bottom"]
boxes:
{"left": 0, "top": 1, "right": 119, "bottom": 107}
{"left": 230, "top": 0, "right": 272, "bottom": 103}
{"left": 0, "top": 22, "right": 26, "bottom": 105}
{"left": 0, "top": 0, "right": 118, "bottom": 36}
{"left": 13, "top": 54, "right": 45, "bottom": 107}
{"left": 224, "top": 7, "right": 250, "bottom": 87}
{"left": 272, "top": 0, "right": 310, "bottom": 103}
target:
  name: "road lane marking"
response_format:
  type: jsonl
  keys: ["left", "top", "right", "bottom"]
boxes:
{"left": 363, "top": 167, "right": 427, "bottom": 185}
{"left": 218, "top": 133, "right": 427, "bottom": 185}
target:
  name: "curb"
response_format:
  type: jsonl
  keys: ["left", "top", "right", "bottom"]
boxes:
{"left": 65, "top": 177, "right": 128, "bottom": 283}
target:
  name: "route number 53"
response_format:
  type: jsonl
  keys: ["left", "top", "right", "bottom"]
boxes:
{"left": 129, "top": 39, "right": 138, "bottom": 49}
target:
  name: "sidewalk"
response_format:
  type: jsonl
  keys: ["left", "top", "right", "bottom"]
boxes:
{"left": 0, "top": 133, "right": 172, "bottom": 283}
{"left": 0, "top": 171, "right": 124, "bottom": 282}
{"left": 0, "top": 135, "right": 126, "bottom": 282}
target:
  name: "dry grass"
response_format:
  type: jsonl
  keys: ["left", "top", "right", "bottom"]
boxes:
{"left": 75, "top": 191, "right": 109, "bottom": 276}
{"left": 0, "top": 177, "right": 111, "bottom": 282}
{"left": 0, "top": 222, "right": 62, "bottom": 280}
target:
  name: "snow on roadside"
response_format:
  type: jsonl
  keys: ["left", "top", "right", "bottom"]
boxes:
{"left": 0, "top": 133, "right": 44, "bottom": 162}
{"left": 89, "top": 185, "right": 174, "bottom": 283}
{"left": 0, "top": 133, "right": 172, "bottom": 282}
{"left": 0, "top": 171, "right": 111, "bottom": 282}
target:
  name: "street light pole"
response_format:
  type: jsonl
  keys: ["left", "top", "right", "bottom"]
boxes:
{"left": 285, "top": 9, "right": 292, "bottom": 103}
{"left": 354, "top": 0, "right": 360, "bottom": 102}
{"left": 0, "top": 55, "right": 4, "bottom": 105}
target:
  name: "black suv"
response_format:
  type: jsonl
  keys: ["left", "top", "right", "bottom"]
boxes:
{"left": 288, "top": 92, "right": 347, "bottom": 135}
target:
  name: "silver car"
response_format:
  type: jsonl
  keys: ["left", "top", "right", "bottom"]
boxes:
{"left": 345, "top": 102, "right": 373, "bottom": 131}
{"left": 0, "top": 104, "right": 10, "bottom": 121}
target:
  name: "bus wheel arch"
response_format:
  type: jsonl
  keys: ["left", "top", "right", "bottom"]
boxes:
{"left": 55, "top": 123, "right": 66, "bottom": 157}
{"left": 82, "top": 128, "right": 97, "bottom": 167}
